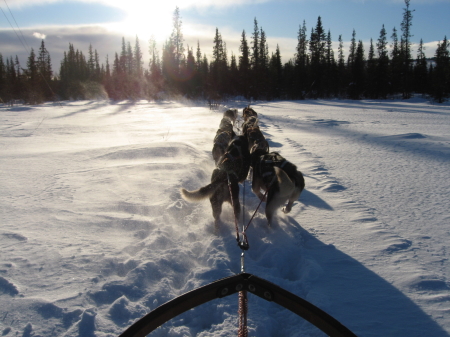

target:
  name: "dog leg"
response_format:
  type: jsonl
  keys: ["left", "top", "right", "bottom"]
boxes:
{"left": 265, "top": 189, "right": 279, "bottom": 226}
{"left": 230, "top": 180, "right": 241, "bottom": 223}
{"left": 282, "top": 187, "right": 302, "bottom": 214}
{"left": 210, "top": 192, "right": 223, "bottom": 227}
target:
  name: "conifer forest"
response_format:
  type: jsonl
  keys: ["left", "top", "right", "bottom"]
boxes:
{"left": 1, "top": 2, "right": 449, "bottom": 104}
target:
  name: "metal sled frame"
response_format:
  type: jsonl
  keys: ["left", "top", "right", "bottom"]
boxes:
{"left": 119, "top": 273, "right": 357, "bottom": 337}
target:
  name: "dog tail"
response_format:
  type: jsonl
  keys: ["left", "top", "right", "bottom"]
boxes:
{"left": 274, "top": 166, "right": 295, "bottom": 198}
{"left": 180, "top": 182, "right": 220, "bottom": 202}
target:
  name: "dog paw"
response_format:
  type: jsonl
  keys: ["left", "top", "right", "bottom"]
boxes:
{"left": 282, "top": 206, "right": 291, "bottom": 214}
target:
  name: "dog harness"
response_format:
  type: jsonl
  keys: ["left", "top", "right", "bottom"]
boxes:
{"left": 218, "top": 137, "right": 249, "bottom": 179}
{"left": 259, "top": 152, "right": 289, "bottom": 180}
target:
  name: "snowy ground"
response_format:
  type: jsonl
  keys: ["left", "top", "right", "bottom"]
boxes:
{"left": 0, "top": 99, "right": 449, "bottom": 337}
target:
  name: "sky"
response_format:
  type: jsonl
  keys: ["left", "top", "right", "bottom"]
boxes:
{"left": 1, "top": 0, "right": 449, "bottom": 73}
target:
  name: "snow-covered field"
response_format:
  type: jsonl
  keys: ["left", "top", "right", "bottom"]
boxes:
{"left": 1, "top": 99, "right": 449, "bottom": 337}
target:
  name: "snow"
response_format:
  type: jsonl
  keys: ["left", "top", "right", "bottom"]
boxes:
{"left": 1, "top": 98, "right": 449, "bottom": 337}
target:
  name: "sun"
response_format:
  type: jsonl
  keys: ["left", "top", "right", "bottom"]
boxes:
{"left": 108, "top": 3, "right": 175, "bottom": 42}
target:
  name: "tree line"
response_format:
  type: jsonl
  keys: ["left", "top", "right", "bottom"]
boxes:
{"left": 1, "top": 2, "right": 449, "bottom": 104}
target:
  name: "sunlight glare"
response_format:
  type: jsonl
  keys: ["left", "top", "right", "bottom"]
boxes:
{"left": 115, "top": 4, "right": 174, "bottom": 41}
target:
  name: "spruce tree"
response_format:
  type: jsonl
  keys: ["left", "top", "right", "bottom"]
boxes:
{"left": 349, "top": 40, "right": 365, "bottom": 99}
{"left": 269, "top": 44, "right": 283, "bottom": 99}
{"left": 88, "top": 44, "right": 95, "bottom": 79}
{"left": 134, "top": 36, "right": 143, "bottom": 78}
{"left": 171, "top": 6, "right": 185, "bottom": 76}
{"left": 325, "top": 30, "right": 336, "bottom": 97}
{"left": 376, "top": 24, "right": 390, "bottom": 98}
{"left": 26, "top": 48, "right": 40, "bottom": 103}
{"left": 37, "top": 40, "right": 53, "bottom": 100}
{"left": 337, "top": 35, "right": 347, "bottom": 97}
{"left": 148, "top": 37, "right": 162, "bottom": 98}
{"left": 400, "top": 0, "right": 414, "bottom": 98}
{"left": 239, "top": 30, "right": 250, "bottom": 98}
{"left": 295, "top": 20, "right": 308, "bottom": 98}
{"left": 432, "top": 36, "right": 450, "bottom": 102}
{"left": 414, "top": 39, "right": 428, "bottom": 95}
{"left": 250, "top": 18, "right": 260, "bottom": 99}
{"left": 367, "top": 39, "right": 376, "bottom": 98}
{"left": 229, "top": 53, "right": 239, "bottom": 96}
{"left": 259, "top": 27, "right": 269, "bottom": 98}
{"left": 309, "top": 16, "right": 326, "bottom": 97}
{"left": 390, "top": 27, "right": 402, "bottom": 95}
{"left": 348, "top": 29, "right": 357, "bottom": 66}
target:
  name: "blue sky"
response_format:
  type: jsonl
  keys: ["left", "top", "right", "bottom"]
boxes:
{"left": 1, "top": 0, "right": 449, "bottom": 72}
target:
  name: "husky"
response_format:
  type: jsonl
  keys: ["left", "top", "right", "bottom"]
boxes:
{"left": 182, "top": 136, "right": 251, "bottom": 227}
{"left": 243, "top": 106, "right": 258, "bottom": 122}
{"left": 223, "top": 109, "right": 238, "bottom": 124}
{"left": 250, "top": 150, "right": 305, "bottom": 225}
{"left": 242, "top": 116, "right": 269, "bottom": 154}
{"left": 212, "top": 115, "right": 236, "bottom": 165}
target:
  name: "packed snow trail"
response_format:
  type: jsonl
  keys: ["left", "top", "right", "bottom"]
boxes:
{"left": 0, "top": 100, "right": 449, "bottom": 337}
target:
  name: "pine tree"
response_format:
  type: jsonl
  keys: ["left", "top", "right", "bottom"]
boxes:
{"left": 348, "top": 29, "right": 357, "bottom": 66}
{"left": 269, "top": 44, "right": 283, "bottom": 99}
{"left": 148, "top": 36, "right": 162, "bottom": 97}
{"left": 134, "top": 36, "right": 143, "bottom": 78}
{"left": 239, "top": 30, "right": 250, "bottom": 98}
{"left": 37, "top": 40, "right": 53, "bottom": 100}
{"left": 337, "top": 35, "right": 347, "bottom": 97}
{"left": 390, "top": 27, "right": 402, "bottom": 95}
{"left": 94, "top": 49, "right": 101, "bottom": 81}
{"left": 366, "top": 39, "right": 377, "bottom": 98}
{"left": 126, "top": 41, "right": 133, "bottom": 75}
{"left": 325, "top": 30, "right": 336, "bottom": 97}
{"left": 182, "top": 46, "right": 196, "bottom": 97}
{"left": 250, "top": 18, "right": 260, "bottom": 99}
{"left": 432, "top": 36, "right": 450, "bottom": 102}
{"left": 309, "top": 16, "right": 326, "bottom": 97}
{"left": 26, "top": 48, "right": 40, "bottom": 103}
{"left": 400, "top": 0, "right": 414, "bottom": 98}
{"left": 88, "top": 44, "right": 95, "bottom": 79}
{"left": 120, "top": 37, "right": 127, "bottom": 74}
{"left": 194, "top": 41, "right": 205, "bottom": 96}
{"left": 349, "top": 40, "right": 365, "bottom": 99}
{"left": 295, "top": 20, "right": 309, "bottom": 97}
{"left": 171, "top": 6, "right": 185, "bottom": 79}
{"left": 414, "top": 39, "right": 428, "bottom": 95}
{"left": 251, "top": 18, "right": 259, "bottom": 71}
{"left": 376, "top": 24, "right": 390, "bottom": 98}
{"left": 259, "top": 27, "right": 269, "bottom": 98}
{"left": 212, "top": 28, "right": 226, "bottom": 95}
{"left": 229, "top": 52, "right": 239, "bottom": 96}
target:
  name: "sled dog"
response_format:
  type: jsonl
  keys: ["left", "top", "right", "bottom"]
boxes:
{"left": 223, "top": 109, "right": 238, "bottom": 124}
{"left": 243, "top": 106, "right": 258, "bottom": 122}
{"left": 250, "top": 150, "right": 305, "bottom": 225}
{"left": 212, "top": 115, "right": 236, "bottom": 165}
{"left": 182, "top": 136, "right": 251, "bottom": 227}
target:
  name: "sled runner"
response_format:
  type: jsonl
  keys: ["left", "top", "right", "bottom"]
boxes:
{"left": 118, "top": 272, "right": 357, "bottom": 337}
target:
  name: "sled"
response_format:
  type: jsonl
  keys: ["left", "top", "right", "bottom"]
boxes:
{"left": 119, "top": 272, "right": 357, "bottom": 337}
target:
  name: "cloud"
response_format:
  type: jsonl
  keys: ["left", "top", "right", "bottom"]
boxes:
{"left": 33, "top": 32, "right": 46, "bottom": 39}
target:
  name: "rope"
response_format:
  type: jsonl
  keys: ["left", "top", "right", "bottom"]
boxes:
{"left": 238, "top": 290, "right": 248, "bottom": 337}
{"left": 227, "top": 174, "right": 249, "bottom": 250}
{"left": 227, "top": 174, "right": 241, "bottom": 246}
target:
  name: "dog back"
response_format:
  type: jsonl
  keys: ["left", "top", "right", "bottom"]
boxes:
{"left": 243, "top": 107, "right": 258, "bottom": 121}
{"left": 256, "top": 152, "right": 303, "bottom": 189}
{"left": 217, "top": 135, "right": 251, "bottom": 182}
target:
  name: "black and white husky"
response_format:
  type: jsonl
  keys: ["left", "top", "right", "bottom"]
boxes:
{"left": 250, "top": 150, "right": 305, "bottom": 225}
{"left": 182, "top": 136, "right": 251, "bottom": 227}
